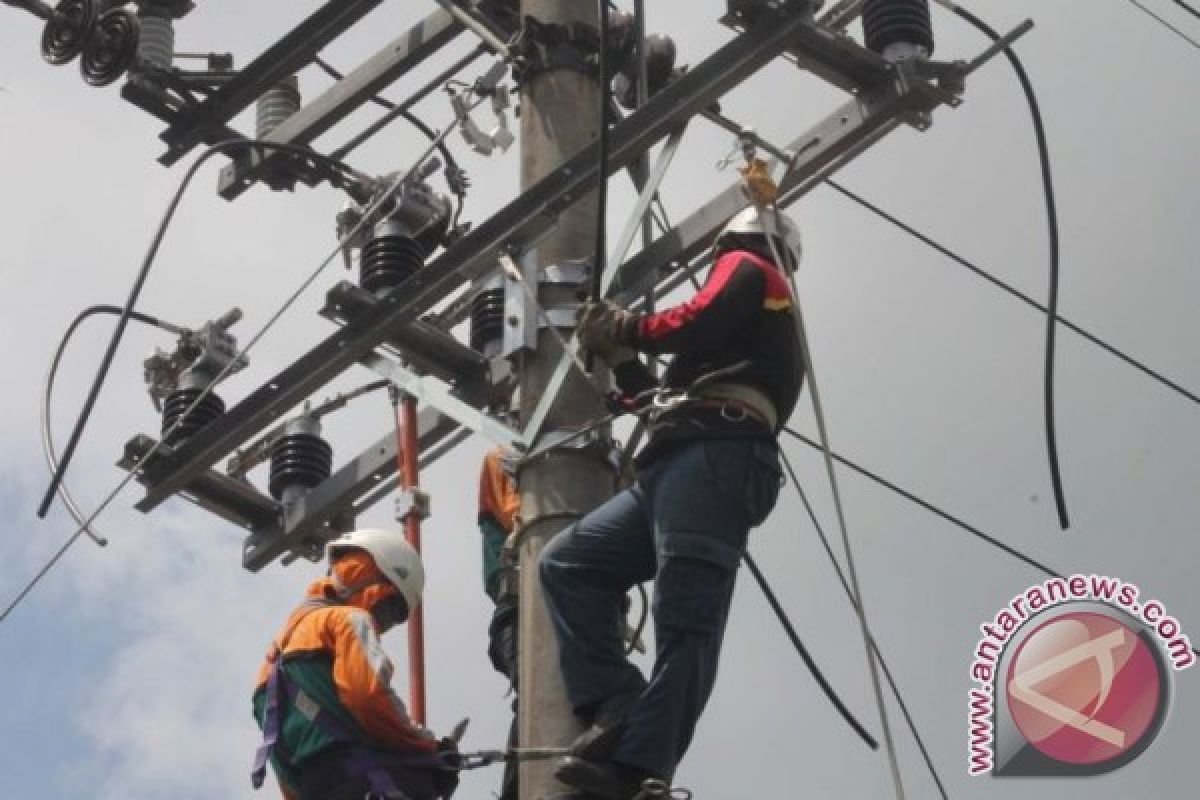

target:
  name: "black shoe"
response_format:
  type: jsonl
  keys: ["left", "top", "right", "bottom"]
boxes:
{"left": 555, "top": 756, "right": 659, "bottom": 800}
{"left": 571, "top": 691, "right": 641, "bottom": 759}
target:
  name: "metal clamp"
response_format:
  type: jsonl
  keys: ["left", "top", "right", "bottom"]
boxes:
{"left": 394, "top": 488, "right": 431, "bottom": 522}
{"left": 512, "top": 16, "right": 602, "bottom": 83}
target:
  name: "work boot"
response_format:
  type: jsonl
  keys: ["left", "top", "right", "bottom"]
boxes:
{"left": 571, "top": 690, "right": 640, "bottom": 759}
{"left": 555, "top": 756, "right": 659, "bottom": 800}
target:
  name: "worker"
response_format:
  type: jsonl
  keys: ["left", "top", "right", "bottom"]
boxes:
{"left": 252, "top": 528, "right": 461, "bottom": 800}
{"left": 477, "top": 445, "right": 521, "bottom": 799}
{"left": 538, "top": 207, "right": 804, "bottom": 799}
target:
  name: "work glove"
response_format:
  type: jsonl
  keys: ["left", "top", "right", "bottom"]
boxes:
{"left": 577, "top": 300, "right": 637, "bottom": 364}
{"left": 433, "top": 738, "right": 462, "bottom": 798}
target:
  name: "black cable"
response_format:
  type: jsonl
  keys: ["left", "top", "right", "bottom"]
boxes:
{"left": 35, "top": 139, "right": 364, "bottom": 521}
{"left": 822, "top": 179, "right": 1200, "bottom": 408}
{"left": 1129, "top": 0, "right": 1200, "bottom": 50}
{"left": 1170, "top": 0, "right": 1200, "bottom": 22}
{"left": 776, "top": 451, "right": 949, "bottom": 798}
{"left": 741, "top": 552, "right": 879, "bottom": 751}
{"left": 585, "top": 0, "right": 613, "bottom": 373}
{"left": 311, "top": 56, "right": 466, "bottom": 198}
{"left": 952, "top": 5, "right": 1069, "bottom": 531}
{"left": 42, "top": 305, "right": 183, "bottom": 547}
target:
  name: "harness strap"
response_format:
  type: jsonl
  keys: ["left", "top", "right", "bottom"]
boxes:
{"left": 694, "top": 382, "right": 778, "bottom": 430}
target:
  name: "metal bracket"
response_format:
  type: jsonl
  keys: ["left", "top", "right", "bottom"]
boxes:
{"left": 512, "top": 15, "right": 602, "bottom": 83}
{"left": 395, "top": 488, "right": 431, "bottom": 521}
{"left": 502, "top": 250, "right": 539, "bottom": 357}
{"left": 362, "top": 351, "right": 522, "bottom": 452}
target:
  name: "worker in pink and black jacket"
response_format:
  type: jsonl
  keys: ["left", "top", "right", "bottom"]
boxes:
{"left": 539, "top": 207, "right": 805, "bottom": 799}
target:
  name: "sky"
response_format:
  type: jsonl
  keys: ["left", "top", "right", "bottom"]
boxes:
{"left": 1, "top": 1, "right": 1198, "bottom": 799}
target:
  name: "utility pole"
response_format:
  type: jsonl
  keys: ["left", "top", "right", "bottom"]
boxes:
{"left": 516, "top": 1, "right": 612, "bottom": 798}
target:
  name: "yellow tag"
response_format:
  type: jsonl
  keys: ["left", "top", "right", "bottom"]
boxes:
{"left": 740, "top": 158, "right": 778, "bottom": 206}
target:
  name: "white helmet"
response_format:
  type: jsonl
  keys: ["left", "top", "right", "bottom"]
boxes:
{"left": 326, "top": 528, "right": 425, "bottom": 615}
{"left": 718, "top": 206, "right": 802, "bottom": 269}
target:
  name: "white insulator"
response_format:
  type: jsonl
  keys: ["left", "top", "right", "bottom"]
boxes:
{"left": 256, "top": 76, "right": 301, "bottom": 139}
{"left": 136, "top": 13, "right": 174, "bottom": 70}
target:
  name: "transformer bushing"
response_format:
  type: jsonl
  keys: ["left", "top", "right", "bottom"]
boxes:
{"left": 268, "top": 416, "right": 333, "bottom": 505}
{"left": 161, "top": 370, "right": 224, "bottom": 447}
{"left": 470, "top": 272, "right": 506, "bottom": 358}
{"left": 360, "top": 218, "right": 426, "bottom": 297}
{"left": 255, "top": 75, "right": 301, "bottom": 139}
{"left": 863, "top": 0, "right": 934, "bottom": 62}
{"left": 135, "top": 6, "right": 173, "bottom": 70}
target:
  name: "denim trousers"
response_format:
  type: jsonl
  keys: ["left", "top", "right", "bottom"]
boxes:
{"left": 538, "top": 437, "right": 783, "bottom": 780}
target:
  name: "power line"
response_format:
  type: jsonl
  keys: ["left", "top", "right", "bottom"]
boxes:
{"left": 1130, "top": 0, "right": 1200, "bottom": 51}
{"left": 1169, "top": 0, "right": 1200, "bottom": 24}
{"left": 780, "top": 427, "right": 1200, "bottom": 661}
{"left": 822, "top": 179, "right": 1200, "bottom": 408}
{"left": 776, "top": 450, "right": 950, "bottom": 800}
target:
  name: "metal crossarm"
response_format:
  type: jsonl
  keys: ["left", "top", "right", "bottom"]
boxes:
{"left": 132, "top": 9, "right": 814, "bottom": 512}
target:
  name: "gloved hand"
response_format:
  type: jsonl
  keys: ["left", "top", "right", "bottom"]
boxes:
{"left": 577, "top": 300, "right": 636, "bottom": 364}
{"left": 433, "top": 737, "right": 462, "bottom": 798}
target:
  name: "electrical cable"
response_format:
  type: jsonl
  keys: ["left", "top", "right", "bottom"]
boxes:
{"left": 949, "top": 5, "right": 1069, "bottom": 532}
{"left": 776, "top": 450, "right": 949, "bottom": 799}
{"left": 1129, "top": 0, "right": 1200, "bottom": 51}
{"left": 1169, "top": 0, "right": 1200, "bottom": 22}
{"left": 42, "top": 305, "right": 185, "bottom": 547}
{"left": 312, "top": 55, "right": 468, "bottom": 207}
{"left": 35, "top": 138, "right": 366, "bottom": 523}
{"left": 781, "top": 426, "right": 1200, "bottom": 662}
{"left": 742, "top": 551, "right": 880, "bottom": 751}
{"left": 820, "top": 179, "right": 1200, "bottom": 408}
{"left": 6, "top": 139, "right": 440, "bottom": 628}
{"left": 586, "top": 0, "right": 613, "bottom": 372}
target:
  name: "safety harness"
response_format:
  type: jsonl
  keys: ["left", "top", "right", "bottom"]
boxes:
{"left": 252, "top": 599, "right": 447, "bottom": 800}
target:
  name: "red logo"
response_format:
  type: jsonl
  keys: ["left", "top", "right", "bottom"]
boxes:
{"left": 1005, "top": 611, "right": 1165, "bottom": 768}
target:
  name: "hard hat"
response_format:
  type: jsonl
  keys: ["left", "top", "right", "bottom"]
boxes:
{"left": 327, "top": 529, "right": 425, "bottom": 615}
{"left": 718, "top": 206, "right": 802, "bottom": 268}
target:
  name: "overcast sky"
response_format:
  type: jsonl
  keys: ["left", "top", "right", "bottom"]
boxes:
{"left": 1, "top": 2, "right": 1197, "bottom": 799}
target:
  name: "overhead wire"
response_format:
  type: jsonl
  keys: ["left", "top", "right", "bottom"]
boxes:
{"left": 948, "top": 2, "right": 1070, "bottom": 531}
{"left": 1169, "top": 0, "right": 1200, "bottom": 23}
{"left": 781, "top": 426, "right": 1200, "bottom": 663}
{"left": 5, "top": 129, "right": 458, "bottom": 627}
{"left": 1129, "top": 0, "right": 1200, "bottom": 50}
{"left": 42, "top": 305, "right": 187, "bottom": 547}
{"left": 775, "top": 450, "right": 949, "bottom": 799}
{"left": 820, "top": 179, "right": 1200, "bottom": 408}
{"left": 741, "top": 552, "right": 880, "bottom": 751}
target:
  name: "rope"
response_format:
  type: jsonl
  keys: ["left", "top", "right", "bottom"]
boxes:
{"left": 753, "top": 195, "right": 905, "bottom": 799}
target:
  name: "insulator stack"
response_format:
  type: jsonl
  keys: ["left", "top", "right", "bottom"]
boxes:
{"left": 41, "top": 0, "right": 97, "bottom": 66}
{"left": 469, "top": 274, "right": 506, "bottom": 357}
{"left": 135, "top": 8, "right": 173, "bottom": 70}
{"left": 161, "top": 387, "right": 225, "bottom": 447}
{"left": 361, "top": 219, "right": 426, "bottom": 297}
{"left": 255, "top": 75, "right": 300, "bottom": 139}
{"left": 863, "top": 0, "right": 934, "bottom": 61}
{"left": 268, "top": 426, "right": 333, "bottom": 502}
{"left": 80, "top": 7, "right": 139, "bottom": 87}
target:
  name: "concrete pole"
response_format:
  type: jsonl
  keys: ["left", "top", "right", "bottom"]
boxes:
{"left": 516, "top": 1, "right": 612, "bottom": 798}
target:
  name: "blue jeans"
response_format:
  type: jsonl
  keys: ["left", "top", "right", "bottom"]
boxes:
{"left": 538, "top": 438, "right": 783, "bottom": 780}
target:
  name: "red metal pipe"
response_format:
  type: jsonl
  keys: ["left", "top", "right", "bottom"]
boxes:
{"left": 394, "top": 391, "right": 427, "bottom": 725}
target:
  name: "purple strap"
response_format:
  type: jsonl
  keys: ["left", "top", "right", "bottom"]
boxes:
{"left": 251, "top": 654, "right": 284, "bottom": 788}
